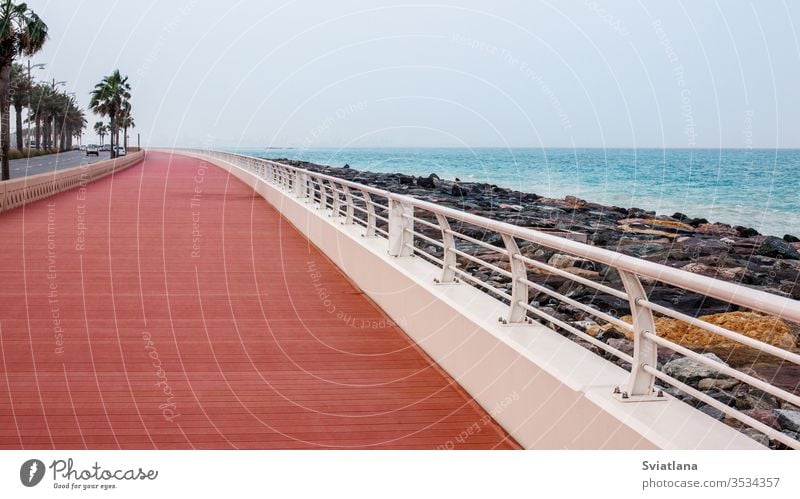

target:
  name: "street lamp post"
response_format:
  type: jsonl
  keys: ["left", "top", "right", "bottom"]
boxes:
{"left": 26, "top": 61, "right": 45, "bottom": 149}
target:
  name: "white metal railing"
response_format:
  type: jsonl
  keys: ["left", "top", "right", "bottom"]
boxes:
{"left": 186, "top": 149, "right": 800, "bottom": 449}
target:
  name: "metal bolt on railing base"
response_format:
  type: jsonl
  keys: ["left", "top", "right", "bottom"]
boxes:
{"left": 612, "top": 386, "right": 666, "bottom": 403}
{"left": 433, "top": 278, "right": 460, "bottom": 286}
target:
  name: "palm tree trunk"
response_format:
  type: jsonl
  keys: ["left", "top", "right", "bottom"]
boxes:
{"left": 123, "top": 127, "right": 128, "bottom": 149}
{"left": 109, "top": 112, "right": 117, "bottom": 159}
{"left": 35, "top": 115, "right": 41, "bottom": 149}
{"left": 0, "top": 64, "right": 12, "bottom": 181}
{"left": 14, "top": 104, "right": 23, "bottom": 151}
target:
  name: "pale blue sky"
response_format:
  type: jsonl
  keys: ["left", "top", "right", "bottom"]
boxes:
{"left": 26, "top": 0, "right": 800, "bottom": 148}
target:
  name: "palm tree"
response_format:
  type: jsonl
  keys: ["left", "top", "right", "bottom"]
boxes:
{"left": 69, "top": 107, "right": 86, "bottom": 149}
{"left": 51, "top": 94, "right": 82, "bottom": 152}
{"left": 10, "top": 62, "right": 31, "bottom": 151}
{"left": 89, "top": 69, "right": 130, "bottom": 159}
{"left": 37, "top": 86, "right": 59, "bottom": 149}
{"left": 29, "top": 82, "right": 48, "bottom": 148}
{"left": 0, "top": 0, "right": 48, "bottom": 180}
{"left": 64, "top": 102, "right": 85, "bottom": 150}
{"left": 93, "top": 121, "right": 107, "bottom": 147}
{"left": 51, "top": 91, "right": 65, "bottom": 150}
{"left": 117, "top": 101, "right": 134, "bottom": 149}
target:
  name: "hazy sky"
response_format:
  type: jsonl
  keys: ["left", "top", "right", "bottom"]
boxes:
{"left": 25, "top": 0, "right": 800, "bottom": 148}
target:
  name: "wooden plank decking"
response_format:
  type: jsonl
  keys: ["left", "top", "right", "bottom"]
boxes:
{"left": 0, "top": 151, "right": 517, "bottom": 449}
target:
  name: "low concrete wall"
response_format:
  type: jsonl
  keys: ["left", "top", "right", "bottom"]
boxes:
{"left": 0, "top": 151, "right": 145, "bottom": 212}
{"left": 182, "top": 150, "right": 764, "bottom": 450}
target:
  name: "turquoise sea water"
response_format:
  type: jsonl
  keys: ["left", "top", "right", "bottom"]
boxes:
{"left": 234, "top": 148, "right": 800, "bottom": 237}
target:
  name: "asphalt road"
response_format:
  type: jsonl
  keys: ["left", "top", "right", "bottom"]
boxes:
{"left": 8, "top": 150, "right": 112, "bottom": 179}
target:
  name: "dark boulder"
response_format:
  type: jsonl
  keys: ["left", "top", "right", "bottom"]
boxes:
{"left": 784, "top": 234, "right": 800, "bottom": 243}
{"left": 522, "top": 193, "right": 540, "bottom": 202}
{"left": 628, "top": 208, "right": 656, "bottom": 218}
{"left": 688, "top": 217, "right": 709, "bottom": 228}
{"left": 672, "top": 212, "right": 690, "bottom": 222}
{"left": 578, "top": 294, "right": 630, "bottom": 317}
{"left": 397, "top": 174, "right": 415, "bottom": 185}
{"left": 589, "top": 229, "right": 620, "bottom": 246}
{"left": 698, "top": 405, "right": 725, "bottom": 420}
{"left": 756, "top": 236, "right": 800, "bottom": 260}
{"left": 735, "top": 226, "right": 760, "bottom": 238}
{"left": 451, "top": 183, "right": 467, "bottom": 197}
{"left": 705, "top": 388, "right": 737, "bottom": 407}
{"left": 676, "top": 237, "right": 731, "bottom": 256}
{"left": 417, "top": 173, "right": 439, "bottom": 189}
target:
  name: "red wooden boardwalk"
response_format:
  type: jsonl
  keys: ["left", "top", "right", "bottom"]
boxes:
{"left": 0, "top": 151, "right": 517, "bottom": 449}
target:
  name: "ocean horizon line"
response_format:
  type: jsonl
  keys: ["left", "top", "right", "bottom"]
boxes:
{"left": 219, "top": 145, "right": 800, "bottom": 152}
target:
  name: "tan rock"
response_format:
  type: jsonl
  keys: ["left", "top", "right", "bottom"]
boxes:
{"left": 696, "top": 223, "right": 739, "bottom": 237}
{"left": 681, "top": 262, "right": 749, "bottom": 281}
{"left": 613, "top": 311, "right": 795, "bottom": 350}
{"left": 564, "top": 195, "right": 586, "bottom": 208}
{"left": 547, "top": 253, "right": 583, "bottom": 269}
{"left": 618, "top": 224, "right": 680, "bottom": 239}
{"left": 563, "top": 267, "right": 600, "bottom": 279}
{"left": 618, "top": 218, "right": 695, "bottom": 231}
{"left": 697, "top": 378, "right": 740, "bottom": 391}
{"left": 586, "top": 324, "right": 603, "bottom": 337}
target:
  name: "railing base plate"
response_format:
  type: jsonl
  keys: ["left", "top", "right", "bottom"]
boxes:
{"left": 613, "top": 388, "right": 667, "bottom": 403}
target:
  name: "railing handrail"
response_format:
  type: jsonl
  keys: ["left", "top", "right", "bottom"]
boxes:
{"left": 212, "top": 150, "right": 800, "bottom": 325}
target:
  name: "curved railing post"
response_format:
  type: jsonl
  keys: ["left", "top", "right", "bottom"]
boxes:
{"left": 329, "top": 180, "right": 341, "bottom": 219}
{"left": 362, "top": 191, "right": 377, "bottom": 237}
{"left": 285, "top": 167, "right": 292, "bottom": 191}
{"left": 616, "top": 270, "right": 663, "bottom": 402}
{"left": 501, "top": 234, "right": 528, "bottom": 323}
{"left": 435, "top": 214, "right": 456, "bottom": 283}
{"left": 280, "top": 166, "right": 288, "bottom": 190}
{"left": 342, "top": 185, "right": 355, "bottom": 225}
{"left": 314, "top": 177, "right": 326, "bottom": 209}
{"left": 388, "top": 198, "right": 413, "bottom": 257}
{"left": 294, "top": 171, "right": 306, "bottom": 198}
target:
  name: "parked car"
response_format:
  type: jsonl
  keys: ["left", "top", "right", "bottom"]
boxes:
{"left": 115, "top": 146, "right": 127, "bottom": 157}
{"left": 100, "top": 144, "right": 111, "bottom": 152}
{"left": 86, "top": 144, "right": 99, "bottom": 156}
